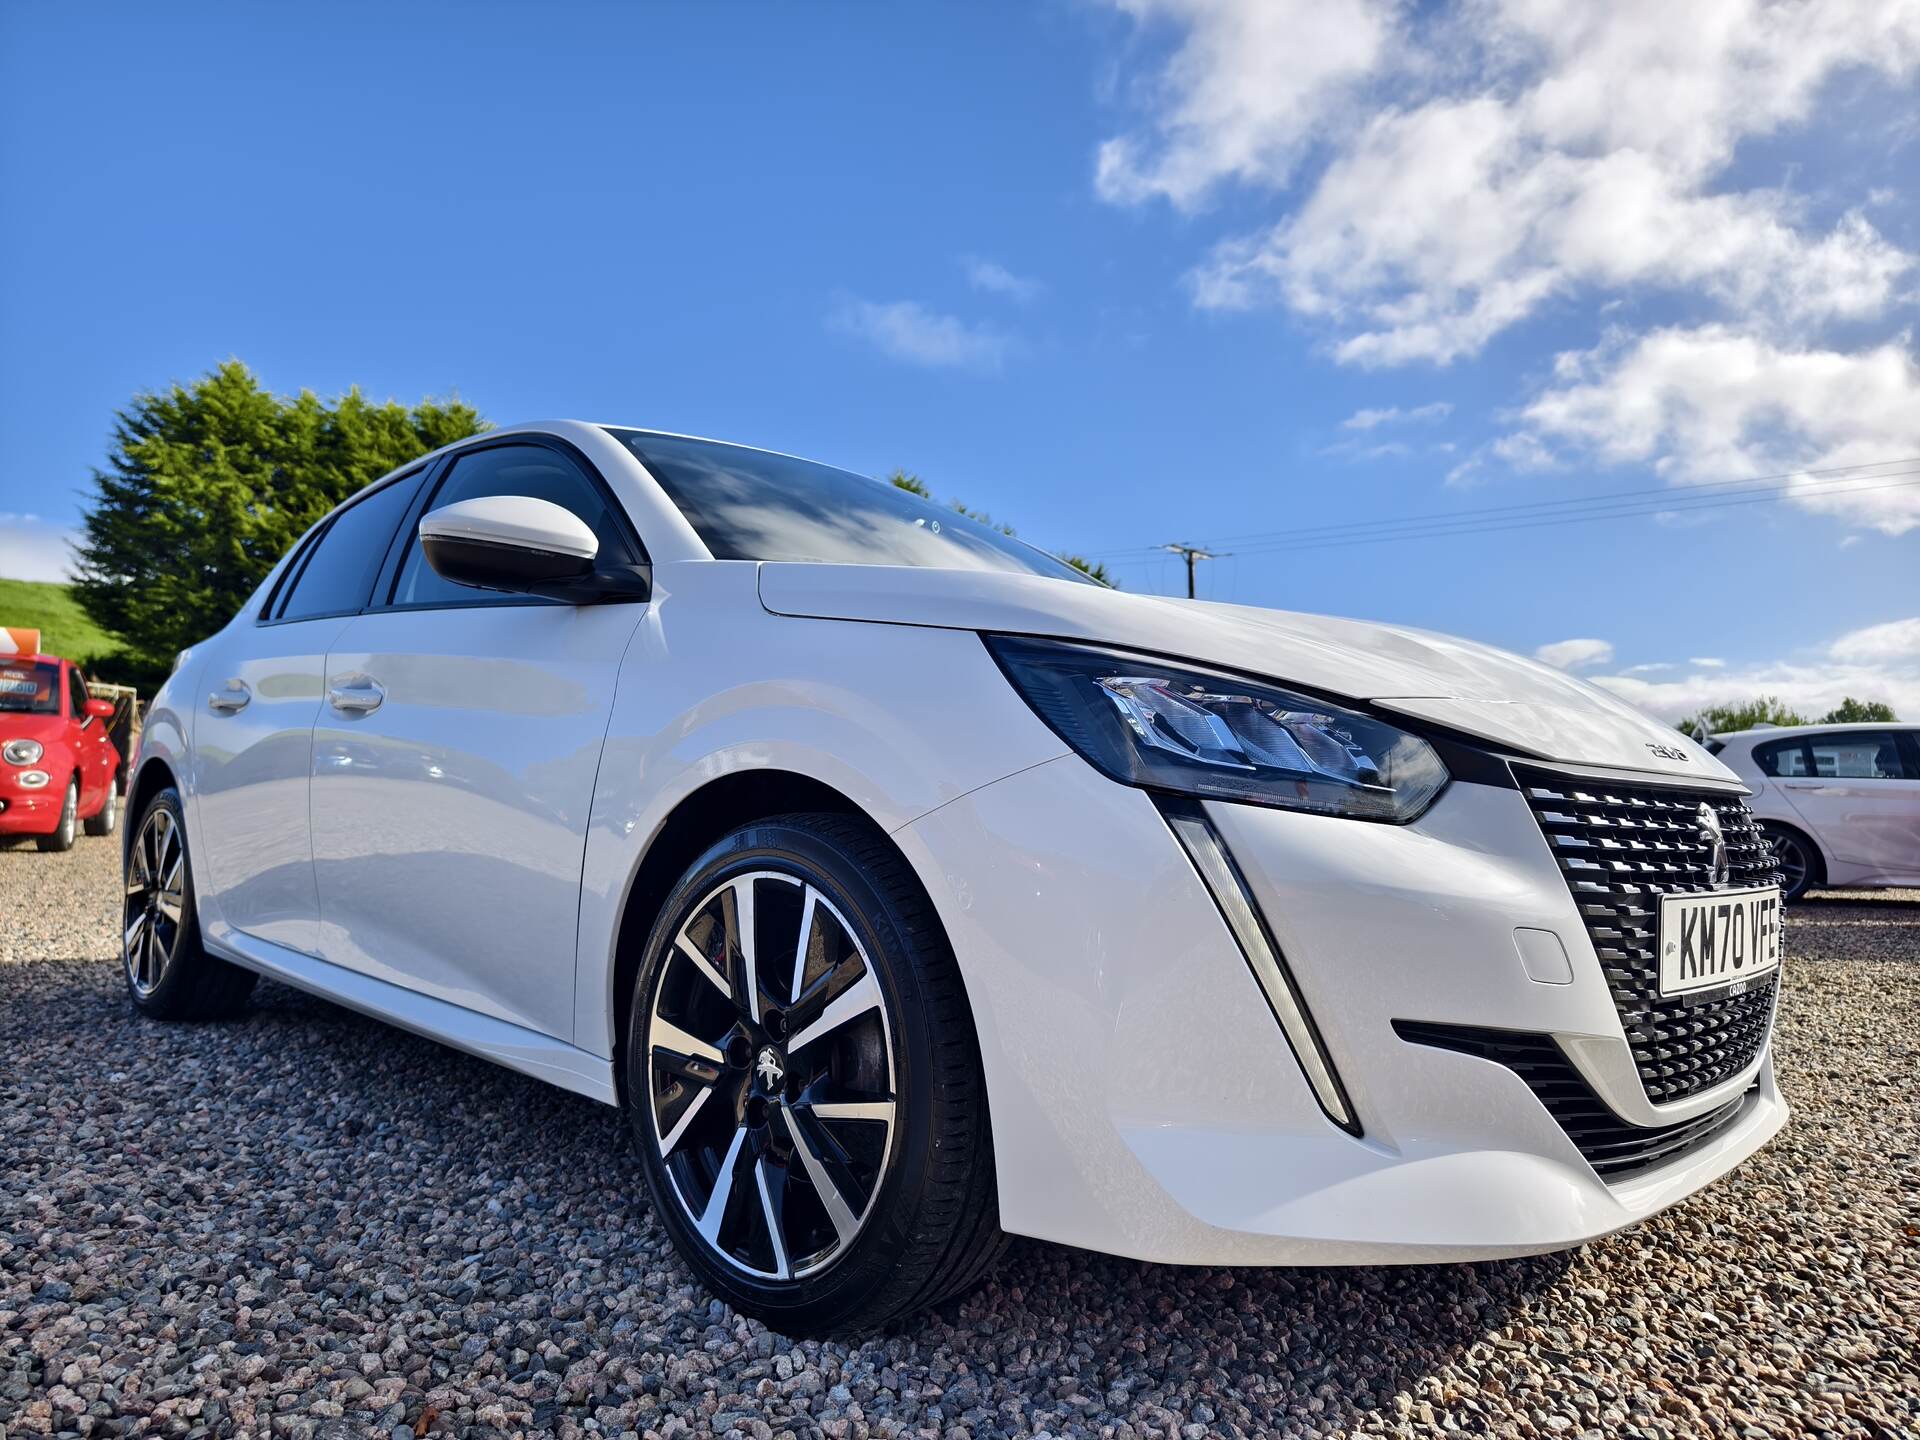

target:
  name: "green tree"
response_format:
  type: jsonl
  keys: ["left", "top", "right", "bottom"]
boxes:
{"left": 73, "top": 362, "right": 485, "bottom": 689}
{"left": 1819, "top": 697, "right": 1897, "bottom": 723}
{"left": 1674, "top": 696, "right": 1809, "bottom": 737}
{"left": 887, "top": 470, "right": 1113, "bottom": 585}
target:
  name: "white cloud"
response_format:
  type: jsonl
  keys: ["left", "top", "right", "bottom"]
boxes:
{"left": 830, "top": 298, "right": 1012, "bottom": 372}
{"left": 1534, "top": 637, "right": 1615, "bottom": 670}
{"left": 1594, "top": 653, "right": 1920, "bottom": 723}
{"left": 1099, "top": 0, "right": 1920, "bottom": 364}
{"left": 1509, "top": 326, "right": 1920, "bottom": 533}
{"left": 1093, "top": 0, "right": 1392, "bottom": 210}
{"left": 1340, "top": 401, "right": 1451, "bottom": 430}
{"left": 963, "top": 257, "right": 1043, "bottom": 303}
{"left": 0, "top": 515, "right": 76, "bottom": 583}
{"left": 1830, "top": 616, "right": 1920, "bottom": 663}
{"left": 1692, "top": 657, "right": 1727, "bottom": 668}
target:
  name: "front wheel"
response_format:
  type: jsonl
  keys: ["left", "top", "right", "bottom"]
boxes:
{"left": 625, "top": 813, "right": 1004, "bottom": 1333}
{"left": 35, "top": 778, "right": 78, "bottom": 852}
{"left": 123, "top": 787, "right": 257, "bottom": 1019}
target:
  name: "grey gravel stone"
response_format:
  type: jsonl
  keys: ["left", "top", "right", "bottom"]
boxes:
{"left": 3, "top": 832, "right": 1918, "bottom": 1437}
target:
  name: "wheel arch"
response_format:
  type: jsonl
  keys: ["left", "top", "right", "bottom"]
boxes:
{"left": 1758, "top": 815, "right": 1828, "bottom": 888}
{"left": 606, "top": 768, "right": 964, "bottom": 1102}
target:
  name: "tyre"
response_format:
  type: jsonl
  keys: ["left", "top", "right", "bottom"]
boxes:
{"left": 1762, "top": 823, "right": 1821, "bottom": 903}
{"left": 625, "top": 813, "right": 1004, "bottom": 1333}
{"left": 35, "top": 777, "right": 78, "bottom": 853}
{"left": 84, "top": 782, "right": 119, "bottom": 837}
{"left": 123, "top": 787, "right": 257, "bottom": 1019}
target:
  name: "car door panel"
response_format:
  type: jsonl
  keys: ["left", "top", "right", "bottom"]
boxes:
{"left": 190, "top": 618, "right": 349, "bottom": 953}
{"left": 1782, "top": 731, "right": 1920, "bottom": 875}
{"left": 310, "top": 603, "right": 644, "bottom": 1040}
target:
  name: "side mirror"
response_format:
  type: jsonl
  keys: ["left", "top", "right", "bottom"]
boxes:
{"left": 84, "top": 698, "right": 115, "bottom": 720}
{"left": 420, "top": 496, "right": 600, "bottom": 595}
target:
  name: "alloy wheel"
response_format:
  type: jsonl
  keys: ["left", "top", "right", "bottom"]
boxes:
{"left": 1769, "top": 829, "right": 1811, "bottom": 901}
{"left": 57, "top": 781, "right": 76, "bottom": 846}
{"left": 645, "top": 871, "right": 897, "bottom": 1281}
{"left": 125, "top": 806, "right": 186, "bottom": 997}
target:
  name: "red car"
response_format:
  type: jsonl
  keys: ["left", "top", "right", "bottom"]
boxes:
{"left": 0, "top": 631, "right": 121, "bottom": 851}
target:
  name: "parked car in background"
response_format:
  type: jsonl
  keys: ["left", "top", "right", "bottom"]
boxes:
{"left": 124, "top": 421, "right": 1787, "bottom": 1331}
{"left": 1712, "top": 723, "right": 1920, "bottom": 901}
{"left": 0, "top": 633, "right": 122, "bottom": 851}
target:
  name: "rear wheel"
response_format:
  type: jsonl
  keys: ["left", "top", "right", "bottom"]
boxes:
{"left": 35, "top": 778, "right": 77, "bottom": 853}
{"left": 1762, "top": 823, "right": 1820, "bottom": 903}
{"left": 123, "top": 787, "right": 256, "bottom": 1019}
{"left": 84, "top": 782, "right": 119, "bottom": 837}
{"left": 625, "top": 813, "right": 1004, "bottom": 1333}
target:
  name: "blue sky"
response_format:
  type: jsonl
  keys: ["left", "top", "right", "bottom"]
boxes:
{"left": 3, "top": 2, "right": 1918, "bottom": 716}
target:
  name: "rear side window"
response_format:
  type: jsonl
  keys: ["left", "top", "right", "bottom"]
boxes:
{"left": 277, "top": 475, "right": 424, "bottom": 622}
{"left": 1805, "top": 732, "right": 1913, "bottom": 780}
{"left": 1753, "top": 740, "right": 1809, "bottom": 777}
{"left": 389, "top": 443, "right": 635, "bottom": 608}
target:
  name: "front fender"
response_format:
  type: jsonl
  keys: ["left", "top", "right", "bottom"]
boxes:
{"left": 572, "top": 561, "right": 1068, "bottom": 1057}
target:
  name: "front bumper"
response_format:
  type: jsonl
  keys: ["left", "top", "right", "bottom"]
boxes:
{"left": 0, "top": 787, "right": 61, "bottom": 836}
{"left": 896, "top": 754, "right": 1786, "bottom": 1266}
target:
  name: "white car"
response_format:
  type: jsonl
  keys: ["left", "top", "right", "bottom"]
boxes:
{"left": 126, "top": 422, "right": 1788, "bottom": 1331}
{"left": 1710, "top": 723, "right": 1920, "bottom": 901}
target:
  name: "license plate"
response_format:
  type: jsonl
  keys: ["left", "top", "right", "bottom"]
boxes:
{"left": 1658, "top": 886, "right": 1782, "bottom": 996}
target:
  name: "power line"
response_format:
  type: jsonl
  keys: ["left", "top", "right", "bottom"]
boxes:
{"left": 1083, "top": 455, "right": 1920, "bottom": 560}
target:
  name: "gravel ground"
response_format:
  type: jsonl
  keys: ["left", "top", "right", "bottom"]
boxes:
{"left": 3, "top": 832, "right": 1917, "bottom": 1439}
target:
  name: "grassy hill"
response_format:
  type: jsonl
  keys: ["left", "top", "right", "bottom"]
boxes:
{"left": 0, "top": 577, "right": 124, "bottom": 670}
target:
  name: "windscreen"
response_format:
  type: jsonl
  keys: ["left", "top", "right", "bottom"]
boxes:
{"left": 609, "top": 429, "right": 1096, "bottom": 584}
{"left": 0, "top": 660, "right": 60, "bottom": 714}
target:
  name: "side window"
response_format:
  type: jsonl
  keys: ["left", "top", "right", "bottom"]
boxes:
{"left": 277, "top": 474, "right": 424, "bottom": 622}
{"left": 67, "top": 666, "right": 89, "bottom": 720}
{"left": 1753, "top": 740, "right": 1809, "bottom": 778}
{"left": 389, "top": 443, "right": 633, "bottom": 608}
{"left": 1805, "top": 732, "right": 1912, "bottom": 780}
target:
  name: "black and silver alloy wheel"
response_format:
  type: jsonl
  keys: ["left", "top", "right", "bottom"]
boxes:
{"left": 120, "top": 786, "right": 257, "bottom": 1020}
{"left": 125, "top": 803, "right": 186, "bottom": 997}
{"left": 627, "top": 813, "right": 1004, "bottom": 1333}
{"left": 1764, "top": 824, "right": 1817, "bottom": 903}
{"left": 648, "top": 870, "right": 897, "bottom": 1282}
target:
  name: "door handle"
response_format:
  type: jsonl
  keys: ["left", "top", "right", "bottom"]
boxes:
{"left": 207, "top": 679, "right": 251, "bottom": 714}
{"left": 327, "top": 677, "right": 386, "bottom": 715}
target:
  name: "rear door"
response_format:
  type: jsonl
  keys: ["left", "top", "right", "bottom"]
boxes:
{"left": 190, "top": 470, "right": 426, "bottom": 954}
{"left": 309, "top": 437, "right": 648, "bottom": 1040}
{"left": 1776, "top": 730, "right": 1920, "bottom": 875}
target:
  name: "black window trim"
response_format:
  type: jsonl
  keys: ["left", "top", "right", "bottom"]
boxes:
{"left": 257, "top": 463, "right": 434, "bottom": 627}
{"left": 370, "top": 432, "right": 650, "bottom": 615}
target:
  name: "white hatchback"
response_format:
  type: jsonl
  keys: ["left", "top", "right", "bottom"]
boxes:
{"left": 126, "top": 421, "right": 1788, "bottom": 1331}
{"left": 1711, "top": 724, "right": 1920, "bottom": 900}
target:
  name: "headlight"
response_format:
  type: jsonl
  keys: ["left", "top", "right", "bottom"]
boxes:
{"left": 985, "top": 635, "right": 1449, "bottom": 822}
{"left": 17, "top": 769, "right": 49, "bottom": 788}
{"left": 3, "top": 739, "right": 43, "bottom": 765}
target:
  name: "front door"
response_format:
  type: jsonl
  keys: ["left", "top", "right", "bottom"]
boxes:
{"left": 308, "top": 439, "right": 649, "bottom": 1041}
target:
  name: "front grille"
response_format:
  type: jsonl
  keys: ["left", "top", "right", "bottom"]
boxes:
{"left": 1516, "top": 766, "right": 1780, "bottom": 1105}
{"left": 1395, "top": 1021, "right": 1753, "bottom": 1181}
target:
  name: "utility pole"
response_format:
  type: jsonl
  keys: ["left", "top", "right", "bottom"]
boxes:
{"left": 1161, "top": 542, "right": 1227, "bottom": 599}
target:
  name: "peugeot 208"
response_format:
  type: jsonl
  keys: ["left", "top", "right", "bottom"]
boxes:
{"left": 125, "top": 421, "right": 1787, "bottom": 1331}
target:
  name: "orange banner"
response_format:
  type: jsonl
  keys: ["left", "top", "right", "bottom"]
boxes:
{"left": 0, "top": 627, "right": 42, "bottom": 657}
